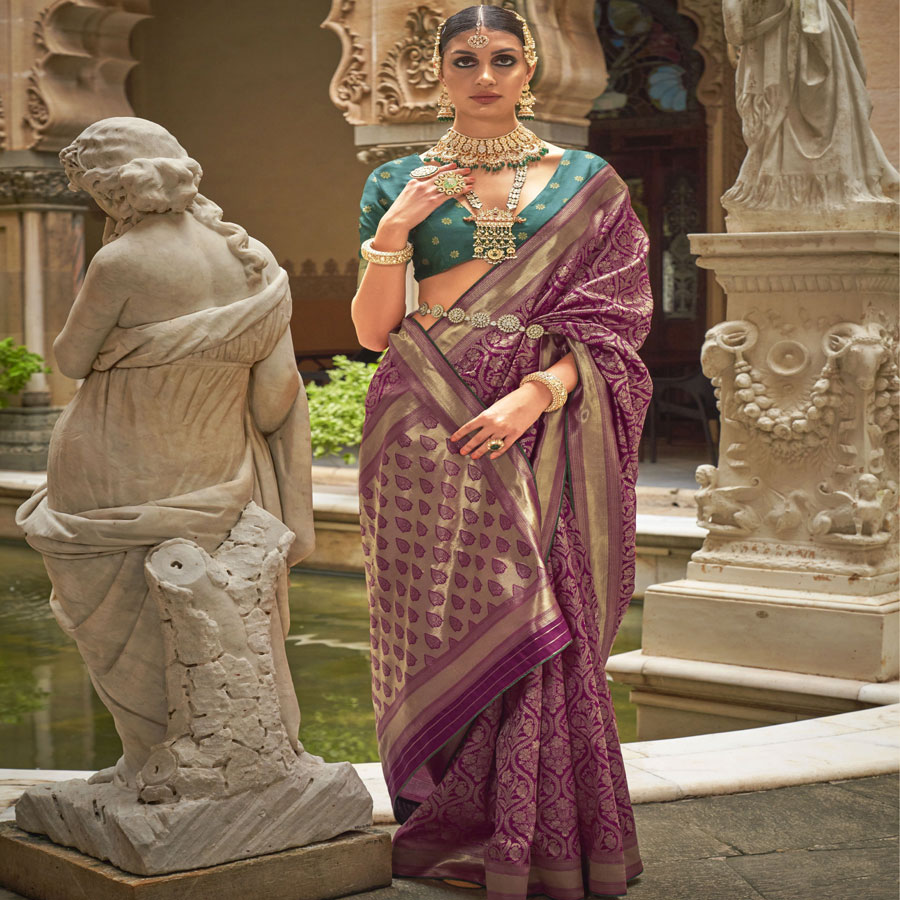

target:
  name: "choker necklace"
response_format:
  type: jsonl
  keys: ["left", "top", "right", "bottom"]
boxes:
{"left": 423, "top": 124, "right": 548, "bottom": 172}
{"left": 463, "top": 165, "right": 529, "bottom": 263}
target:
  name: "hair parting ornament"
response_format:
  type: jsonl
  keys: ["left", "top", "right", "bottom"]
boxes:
{"left": 431, "top": 6, "right": 539, "bottom": 81}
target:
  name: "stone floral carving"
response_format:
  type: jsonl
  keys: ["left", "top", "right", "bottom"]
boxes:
{"left": 322, "top": 0, "right": 370, "bottom": 125}
{"left": 702, "top": 316, "right": 898, "bottom": 465}
{"left": 15, "top": 118, "right": 371, "bottom": 875}
{"left": 376, "top": 5, "right": 443, "bottom": 123}
{"left": 721, "top": 0, "right": 899, "bottom": 232}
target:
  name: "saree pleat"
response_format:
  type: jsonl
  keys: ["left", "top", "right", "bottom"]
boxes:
{"left": 360, "top": 165, "right": 652, "bottom": 898}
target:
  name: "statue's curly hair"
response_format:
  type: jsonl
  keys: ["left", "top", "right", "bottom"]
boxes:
{"left": 60, "top": 118, "right": 267, "bottom": 288}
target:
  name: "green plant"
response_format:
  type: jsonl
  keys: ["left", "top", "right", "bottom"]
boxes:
{"left": 0, "top": 338, "right": 50, "bottom": 408}
{"left": 306, "top": 355, "right": 382, "bottom": 463}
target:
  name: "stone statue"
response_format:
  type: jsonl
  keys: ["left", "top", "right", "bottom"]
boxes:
{"left": 721, "top": 0, "right": 899, "bottom": 232}
{"left": 15, "top": 117, "right": 372, "bottom": 875}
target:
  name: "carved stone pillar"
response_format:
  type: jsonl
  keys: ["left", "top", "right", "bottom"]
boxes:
{"left": 609, "top": 232, "right": 899, "bottom": 738}
{"left": 0, "top": 0, "right": 150, "bottom": 409}
{"left": 322, "top": 0, "right": 608, "bottom": 164}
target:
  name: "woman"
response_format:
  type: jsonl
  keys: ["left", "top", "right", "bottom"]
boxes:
{"left": 17, "top": 117, "right": 314, "bottom": 790}
{"left": 352, "top": 6, "right": 652, "bottom": 898}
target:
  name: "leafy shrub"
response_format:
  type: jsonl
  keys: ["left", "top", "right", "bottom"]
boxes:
{"left": 306, "top": 355, "right": 381, "bottom": 463}
{"left": 0, "top": 338, "right": 50, "bottom": 408}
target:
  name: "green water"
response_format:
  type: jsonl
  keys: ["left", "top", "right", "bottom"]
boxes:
{"left": 0, "top": 542, "right": 641, "bottom": 771}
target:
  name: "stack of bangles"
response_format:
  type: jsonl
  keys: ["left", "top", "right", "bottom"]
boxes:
{"left": 361, "top": 238, "right": 413, "bottom": 266}
{"left": 520, "top": 371, "right": 567, "bottom": 412}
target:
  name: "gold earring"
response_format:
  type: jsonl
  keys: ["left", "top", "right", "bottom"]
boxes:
{"left": 437, "top": 88, "right": 454, "bottom": 122}
{"left": 517, "top": 83, "right": 536, "bottom": 120}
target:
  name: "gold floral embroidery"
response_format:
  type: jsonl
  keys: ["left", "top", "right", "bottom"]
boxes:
{"left": 441, "top": 217, "right": 452, "bottom": 225}
{"left": 517, "top": 232, "right": 528, "bottom": 240}
{"left": 422, "top": 258, "right": 430, "bottom": 265}
{"left": 362, "top": 204, "right": 373, "bottom": 213}
{"left": 583, "top": 153, "right": 593, "bottom": 159}
{"left": 550, "top": 182, "right": 560, "bottom": 189}
{"left": 560, "top": 159, "right": 571, "bottom": 166}
{"left": 378, "top": 197, "right": 388, "bottom": 207}
{"left": 574, "top": 175, "right": 584, "bottom": 182}
{"left": 450, "top": 250, "right": 460, "bottom": 259}
{"left": 535, "top": 203, "right": 546, "bottom": 210}
{"left": 431, "top": 236, "right": 440, "bottom": 245}
{"left": 562, "top": 197, "right": 569, "bottom": 203}
{"left": 379, "top": 171, "right": 392, "bottom": 179}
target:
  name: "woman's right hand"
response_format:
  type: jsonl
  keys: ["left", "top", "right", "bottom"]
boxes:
{"left": 373, "top": 163, "right": 473, "bottom": 247}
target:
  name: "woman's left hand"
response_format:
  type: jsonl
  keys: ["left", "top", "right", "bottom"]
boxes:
{"left": 450, "top": 382, "right": 552, "bottom": 460}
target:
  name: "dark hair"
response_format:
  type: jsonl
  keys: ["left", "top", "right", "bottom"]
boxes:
{"left": 439, "top": 5, "right": 525, "bottom": 54}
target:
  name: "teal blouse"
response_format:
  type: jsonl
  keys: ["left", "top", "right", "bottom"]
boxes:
{"left": 359, "top": 149, "right": 608, "bottom": 280}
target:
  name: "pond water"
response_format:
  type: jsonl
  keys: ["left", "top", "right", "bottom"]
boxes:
{"left": 0, "top": 541, "right": 642, "bottom": 770}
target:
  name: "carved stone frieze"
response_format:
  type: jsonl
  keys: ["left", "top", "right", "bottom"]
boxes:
{"left": 376, "top": 5, "right": 444, "bottom": 123}
{"left": 0, "top": 167, "right": 89, "bottom": 207}
{"left": 322, "top": 0, "right": 371, "bottom": 125}
{"left": 356, "top": 141, "right": 432, "bottom": 166}
{"left": 23, "top": 0, "right": 152, "bottom": 151}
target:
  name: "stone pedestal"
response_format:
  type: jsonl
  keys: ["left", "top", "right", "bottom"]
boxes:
{"left": 0, "top": 823, "right": 392, "bottom": 900}
{"left": 609, "top": 231, "right": 900, "bottom": 739}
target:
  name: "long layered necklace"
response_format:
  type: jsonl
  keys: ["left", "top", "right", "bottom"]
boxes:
{"left": 463, "top": 166, "right": 529, "bottom": 264}
{"left": 422, "top": 123, "right": 548, "bottom": 172}
{"left": 423, "top": 124, "right": 545, "bottom": 264}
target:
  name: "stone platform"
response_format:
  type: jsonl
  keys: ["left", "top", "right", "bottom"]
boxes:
{"left": 2, "top": 777, "right": 897, "bottom": 900}
{"left": 0, "top": 826, "right": 391, "bottom": 900}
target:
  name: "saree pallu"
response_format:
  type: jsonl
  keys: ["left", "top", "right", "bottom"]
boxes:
{"left": 359, "top": 165, "right": 652, "bottom": 899}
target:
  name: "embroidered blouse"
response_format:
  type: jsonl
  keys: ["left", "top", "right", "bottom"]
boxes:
{"left": 358, "top": 149, "right": 608, "bottom": 280}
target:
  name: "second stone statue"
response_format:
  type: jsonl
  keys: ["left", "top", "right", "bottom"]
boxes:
{"left": 14, "top": 117, "right": 374, "bottom": 876}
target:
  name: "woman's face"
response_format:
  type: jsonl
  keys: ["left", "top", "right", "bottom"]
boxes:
{"left": 440, "top": 28, "right": 534, "bottom": 122}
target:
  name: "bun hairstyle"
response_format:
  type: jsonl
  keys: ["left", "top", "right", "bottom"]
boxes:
{"left": 438, "top": 5, "right": 525, "bottom": 53}
{"left": 60, "top": 117, "right": 267, "bottom": 288}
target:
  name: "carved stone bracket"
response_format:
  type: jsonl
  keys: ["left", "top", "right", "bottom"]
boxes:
{"left": 376, "top": 5, "right": 443, "bottom": 123}
{"left": 23, "top": 0, "right": 152, "bottom": 151}
{"left": 322, "top": 0, "right": 371, "bottom": 125}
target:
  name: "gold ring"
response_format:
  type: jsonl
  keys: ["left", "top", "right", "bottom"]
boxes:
{"left": 433, "top": 172, "right": 467, "bottom": 196}
{"left": 411, "top": 165, "right": 439, "bottom": 179}
{"left": 488, "top": 438, "right": 505, "bottom": 452}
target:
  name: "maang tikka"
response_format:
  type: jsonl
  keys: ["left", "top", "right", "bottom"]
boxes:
{"left": 468, "top": 6, "right": 489, "bottom": 49}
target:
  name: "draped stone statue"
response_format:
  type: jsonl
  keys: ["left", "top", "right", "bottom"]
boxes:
{"left": 14, "top": 117, "right": 372, "bottom": 875}
{"left": 722, "top": 0, "right": 899, "bottom": 232}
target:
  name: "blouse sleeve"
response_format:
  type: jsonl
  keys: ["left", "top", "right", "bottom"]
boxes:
{"left": 359, "top": 173, "right": 388, "bottom": 245}
{"left": 358, "top": 171, "right": 388, "bottom": 282}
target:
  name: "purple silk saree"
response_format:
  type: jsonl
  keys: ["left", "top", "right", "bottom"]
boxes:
{"left": 359, "top": 164, "right": 653, "bottom": 899}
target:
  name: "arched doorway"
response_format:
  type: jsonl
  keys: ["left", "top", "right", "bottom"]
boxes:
{"left": 590, "top": 0, "right": 708, "bottom": 378}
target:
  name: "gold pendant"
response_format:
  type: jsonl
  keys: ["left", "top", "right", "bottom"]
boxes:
{"left": 464, "top": 208, "right": 526, "bottom": 264}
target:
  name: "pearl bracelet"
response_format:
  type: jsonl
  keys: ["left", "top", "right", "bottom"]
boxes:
{"left": 361, "top": 237, "right": 414, "bottom": 266}
{"left": 520, "top": 371, "right": 568, "bottom": 413}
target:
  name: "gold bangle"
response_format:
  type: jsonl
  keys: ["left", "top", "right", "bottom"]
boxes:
{"left": 520, "top": 371, "right": 567, "bottom": 412}
{"left": 361, "top": 237, "right": 413, "bottom": 266}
